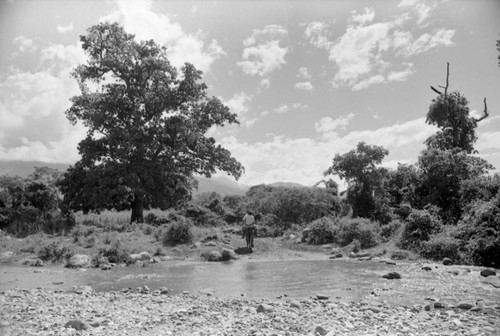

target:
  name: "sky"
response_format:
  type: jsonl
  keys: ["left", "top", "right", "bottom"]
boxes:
{"left": 0, "top": 0, "right": 499, "bottom": 187}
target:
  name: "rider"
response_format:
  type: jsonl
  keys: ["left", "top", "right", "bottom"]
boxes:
{"left": 242, "top": 210, "right": 256, "bottom": 251}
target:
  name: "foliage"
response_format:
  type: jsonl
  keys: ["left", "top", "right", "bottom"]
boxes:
{"left": 399, "top": 208, "right": 442, "bottom": 250}
{"left": 324, "top": 142, "right": 388, "bottom": 218}
{"left": 421, "top": 227, "right": 462, "bottom": 261}
{"left": 380, "top": 219, "right": 403, "bottom": 241}
{"left": 384, "top": 163, "right": 421, "bottom": 209}
{"left": 97, "top": 239, "right": 130, "bottom": 263}
{"left": 457, "top": 193, "right": 500, "bottom": 267}
{"left": 417, "top": 148, "right": 493, "bottom": 223}
{"left": 162, "top": 216, "right": 194, "bottom": 245}
{"left": 245, "top": 184, "right": 341, "bottom": 227}
{"left": 336, "top": 217, "right": 379, "bottom": 249}
{"left": 58, "top": 22, "right": 243, "bottom": 223}
{"left": 37, "top": 242, "right": 73, "bottom": 262}
{"left": 306, "top": 217, "right": 337, "bottom": 245}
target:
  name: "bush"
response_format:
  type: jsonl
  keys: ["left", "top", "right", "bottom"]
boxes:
{"left": 399, "top": 209, "right": 442, "bottom": 250}
{"left": 421, "top": 229, "right": 461, "bottom": 261}
{"left": 97, "top": 239, "right": 129, "bottom": 263}
{"left": 162, "top": 217, "right": 194, "bottom": 245}
{"left": 306, "top": 217, "right": 337, "bottom": 245}
{"left": 37, "top": 242, "right": 73, "bottom": 262}
{"left": 380, "top": 220, "right": 402, "bottom": 241}
{"left": 337, "top": 218, "right": 379, "bottom": 249}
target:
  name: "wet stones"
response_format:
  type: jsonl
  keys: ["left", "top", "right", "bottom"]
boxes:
{"left": 128, "top": 251, "right": 151, "bottom": 263}
{"left": 480, "top": 269, "right": 496, "bottom": 277}
{"left": 383, "top": 272, "right": 401, "bottom": 279}
{"left": 65, "top": 320, "right": 90, "bottom": 331}
{"left": 422, "top": 266, "right": 432, "bottom": 271}
{"left": 256, "top": 303, "right": 273, "bottom": 313}
{"left": 314, "top": 325, "right": 328, "bottom": 335}
{"left": 442, "top": 258, "right": 453, "bottom": 266}
{"left": 456, "top": 302, "right": 473, "bottom": 310}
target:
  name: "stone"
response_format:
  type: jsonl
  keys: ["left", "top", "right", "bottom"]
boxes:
{"left": 290, "top": 300, "right": 302, "bottom": 309}
{"left": 0, "top": 251, "right": 14, "bottom": 258}
{"left": 314, "top": 325, "right": 328, "bottom": 335}
{"left": 442, "top": 258, "right": 453, "bottom": 265}
{"left": 101, "top": 264, "right": 112, "bottom": 270}
{"left": 65, "top": 320, "right": 89, "bottom": 331}
{"left": 129, "top": 251, "right": 151, "bottom": 263}
{"left": 390, "top": 251, "right": 409, "bottom": 260}
{"left": 205, "top": 241, "right": 217, "bottom": 247}
{"left": 207, "top": 251, "right": 223, "bottom": 262}
{"left": 456, "top": 302, "right": 473, "bottom": 310}
{"left": 482, "top": 277, "right": 500, "bottom": 288}
{"left": 447, "top": 270, "right": 459, "bottom": 276}
{"left": 221, "top": 249, "right": 238, "bottom": 261}
{"left": 22, "top": 258, "right": 44, "bottom": 267}
{"left": 383, "top": 272, "right": 401, "bottom": 279}
{"left": 330, "top": 248, "right": 341, "bottom": 255}
{"left": 66, "top": 254, "right": 91, "bottom": 268}
{"left": 74, "top": 285, "right": 94, "bottom": 295}
{"left": 160, "top": 287, "right": 169, "bottom": 294}
{"left": 480, "top": 269, "right": 496, "bottom": 277}
{"left": 422, "top": 266, "right": 432, "bottom": 271}
{"left": 257, "top": 304, "right": 273, "bottom": 313}
{"left": 434, "top": 302, "right": 445, "bottom": 309}
{"left": 424, "top": 304, "right": 431, "bottom": 311}
{"left": 316, "top": 294, "right": 329, "bottom": 300}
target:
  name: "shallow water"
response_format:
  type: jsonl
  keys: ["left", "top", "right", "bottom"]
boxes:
{"left": 1, "top": 259, "right": 499, "bottom": 306}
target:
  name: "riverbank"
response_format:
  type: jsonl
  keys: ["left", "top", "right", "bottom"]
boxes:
{"left": 1, "top": 285, "right": 499, "bottom": 336}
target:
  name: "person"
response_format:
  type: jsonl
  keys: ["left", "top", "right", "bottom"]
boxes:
{"left": 242, "top": 210, "right": 256, "bottom": 251}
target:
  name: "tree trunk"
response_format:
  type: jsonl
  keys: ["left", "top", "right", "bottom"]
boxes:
{"left": 130, "top": 192, "right": 144, "bottom": 223}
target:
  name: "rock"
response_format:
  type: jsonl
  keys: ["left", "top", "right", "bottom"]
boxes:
{"left": 301, "top": 228, "right": 311, "bottom": 242}
{"left": 221, "top": 249, "right": 238, "bottom": 261}
{"left": 159, "top": 287, "right": 169, "bottom": 294}
{"left": 456, "top": 302, "right": 473, "bottom": 310}
{"left": 22, "top": 258, "right": 44, "bottom": 267}
{"left": 314, "top": 325, "right": 328, "bottom": 335}
{"left": 207, "top": 251, "right": 223, "bottom": 262}
{"left": 424, "top": 304, "right": 431, "bottom": 311}
{"left": 74, "top": 285, "right": 94, "bottom": 295}
{"left": 129, "top": 251, "right": 151, "bottom": 263}
{"left": 66, "top": 254, "right": 91, "bottom": 268}
{"left": 65, "top": 320, "right": 89, "bottom": 331}
{"left": 383, "top": 272, "right": 401, "bottom": 279}
{"left": 442, "top": 258, "right": 453, "bottom": 265}
{"left": 434, "top": 302, "right": 445, "bottom": 309}
{"left": 151, "top": 256, "right": 161, "bottom": 264}
{"left": 316, "top": 294, "right": 329, "bottom": 300}
{"left": 290, "top": 300, "right": 302, "bottom": 309}
{"left": 256, "top": 304, "right": 273, "bottom": 313}
{"left": 390, "top": 251, "right": 409, "bottom": 260}
{"left": 329, "top": 253, "right": 343, "bottom": 259}
{"left": 447, "top": 269, "right": 459, "bottom": 276}
{"left": 100, "top": 264, "right": 112, "bottom": 270}
{"left": 330, "top": 248, "right": 341, "bottom": 255}
{"left": 480, "top": 269, "right": 496, "bottom": 277}
{"left": 205, "top": 241, "right": 217, "bottom": 247}
{"left": 422, "top": 266, "right": 432, "bottom": 271}
{"left": 193, "top": 242, "right": 202, "bottom": 248}
{"left": 379, "top": 259, "right": 396, "bottom": 265}
{"left": 0, "top": 251, "right": 14, "bottom": 258}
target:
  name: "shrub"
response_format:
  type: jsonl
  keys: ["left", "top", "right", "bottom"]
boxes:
{"left": 97, "top": 239, "right": 129, "bottom": 263}
{"left": 306, "top": 217, "right": 337, "bottom": 245}
{"left": 350, "top": 239, "right": 361, "bottom": 253}
{"left": 337, "top": 218, "right": 379, "bottom": 249}
{"left": 162, "top": 217, "right": 194, "bottom": 245}
{"left": 399, "top": 209, "right": 442, "bottom": 250}
{"left": 421, "top": 229, "right": 461, "bottom": 261}
{"left": 380, "top": 220, "right": 402, "bottom": 241}
{"left": 37, "top": 242, "right": 73, "bottom": 262}
{"left": 139, "top": 223, "right": 155, "bottom": 235}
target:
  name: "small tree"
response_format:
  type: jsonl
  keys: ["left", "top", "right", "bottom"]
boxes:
{"left": 324, "top": 142, "right": 388, "bottom": 218}
{"left": 58, "top": 22, "right": 244, "bottom": 223}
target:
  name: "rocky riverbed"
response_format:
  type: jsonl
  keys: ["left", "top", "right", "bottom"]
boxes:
{"left": 1, "top": 284, "right": 499, "bottom": 336}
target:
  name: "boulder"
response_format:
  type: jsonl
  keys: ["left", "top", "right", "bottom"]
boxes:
{"left": 256, "top": 304, "right": 273, "bottom": 313}
{"left": 442, "top": 258, "right": 453, "bottom": 266}
{"left": 159, "top": 287, "right": 169, "bottom": 294}
{"left": 65, "top": 320, "right": 89, "bottom": 331}
{"left": 314, "top": 326, "right": 328, "bottom": 336}
{"left": 390, "top": 251, "right": 409, "bottom": 260}
{"left": 421, "top": 266, "right": 432, "bottom": 271}
{"left": 290, "top": 300, "right": 302, "bottom": 309}
{"left": 330, "top": 248, "right": 341, "bottom": 255}
{"left": 22, "top": 258, "right": 44, "bottom": 267}
{"left": 382, "top": 272, "right": 401, "bottom": 279}
{"left": 66, "top": 254, "right": 91, "bottom": 268}
{"left": 205, "top": 241, "right": 217, "bottom": 247}
{"left": 74, "top": 285, "right": 94, "bottom": 295}
{"left": 480, "top": 269, "right": 496, "bottom": 277}
{"left": 129, "top": 252, "right": 151, "bottom": 263}
{"left": 221, "top": 249, "right": 238, "bottom": 261}
{"left": 207, "top": 251, "right": 223, "bottom": 262}
{"left": 456, "top": 302, "right": 473, "bottom": 310}
{"left": 316, "top": 294, "right": 329, "bottom": 300}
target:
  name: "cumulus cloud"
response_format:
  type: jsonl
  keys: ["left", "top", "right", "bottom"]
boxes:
{"left": 219, "top": 117, "right": 438, "bottom": 186}
{"left": 273, "top": 104, "right": 289, "bottom": 114}
{"left": 305, "top": 5, "right": 454, "bottom": 90}
{"left": 296, "top": 67, "right": 311, "bottom": 80}
{"left": 101, "top": 0, "right": 225, "bottom": 73}
{"left": 13, "top": 35, "right": 35, "bottom": 53}
{"left": 237, "top": 25, "right": 289, "bottom": 76}
{"left": 295, "top": 81, "right": 313, "bottom": 91}
{"left": 56, "top": 22, "right": 74, "bottom": 33}
{"left": 223, "top": 92, "right": 255, "bottom": 127}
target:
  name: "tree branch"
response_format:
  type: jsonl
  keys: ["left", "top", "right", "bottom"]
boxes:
{"left": 474, "top": 97, "right": 490, "bottom": 122}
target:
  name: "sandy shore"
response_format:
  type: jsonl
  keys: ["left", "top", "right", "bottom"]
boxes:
{"left": 1, "top": 284, "right": 499, "bottom": 336}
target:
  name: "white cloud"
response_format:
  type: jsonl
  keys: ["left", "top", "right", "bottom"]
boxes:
{"left": 101, "top": 0, "right": 224, "bottom": 73}
{"left": 273, "top": 104, "right": 289, "bottom": 114}
{"left": 238, "top": 25, "right": 289, "bottom": 76}
{"left": 349, "top": 8, "right": 375, "bottom": 26}
{"left": 315, "top": 113, "right": 355, "bottom": 135}
{"left": 305, "top": 5, "right": 454, "bottom": 90}
{"left": 13, "top": 35, "right": 35, "bottom": 53}
{"left": 56, "top": 22, "right": 74, "bottom": 33}
{"left": 260, "top": 78, "right": 271, "bottom": 89}
{"left": 220, "top": 117, "right": 438, "bottom": 186}
{"left": 399, "top": 0, "right": 439, "bottom": 26}
{"left": 297, "top": 67, "right": 311, "bottom": 80}
{"left": 223, "top": 92, "right": 254, "bottom": 127}
{"left": 295, "top": 81, "right": 314, "bottom": 91}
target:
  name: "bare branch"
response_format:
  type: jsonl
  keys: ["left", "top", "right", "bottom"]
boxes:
{"left": 444, "top": 62, "right": 449, "bottom": 96}
{"left": 474, "top": 97, "right": 490, "bottom": 122}
{"left": 431, "top": 86, "right": 442, "bottom": 95}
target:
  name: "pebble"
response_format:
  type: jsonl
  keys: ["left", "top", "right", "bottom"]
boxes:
{"left": 383, "top": 272, "right": 401, "bottom": 279}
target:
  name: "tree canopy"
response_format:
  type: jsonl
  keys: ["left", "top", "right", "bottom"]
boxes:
{"left": 58, "top": 22, "right": 244, "bottom": 223}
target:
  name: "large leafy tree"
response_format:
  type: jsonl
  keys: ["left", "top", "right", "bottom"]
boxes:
{"left": 324, "top": 142, "right": 388, "bottom": 218}
{"left": 58, "top": 22, "right": 244, "bottom": 223}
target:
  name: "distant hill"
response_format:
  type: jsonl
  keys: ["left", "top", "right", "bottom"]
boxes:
{"left": 269, "top": 181, "right": 308, "bottom": 188}
{"left": 0, "top": 160, "right": 70, "bottom": 177}
{"left": 195, "top": 176, "right": 249, "bottom": 196}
